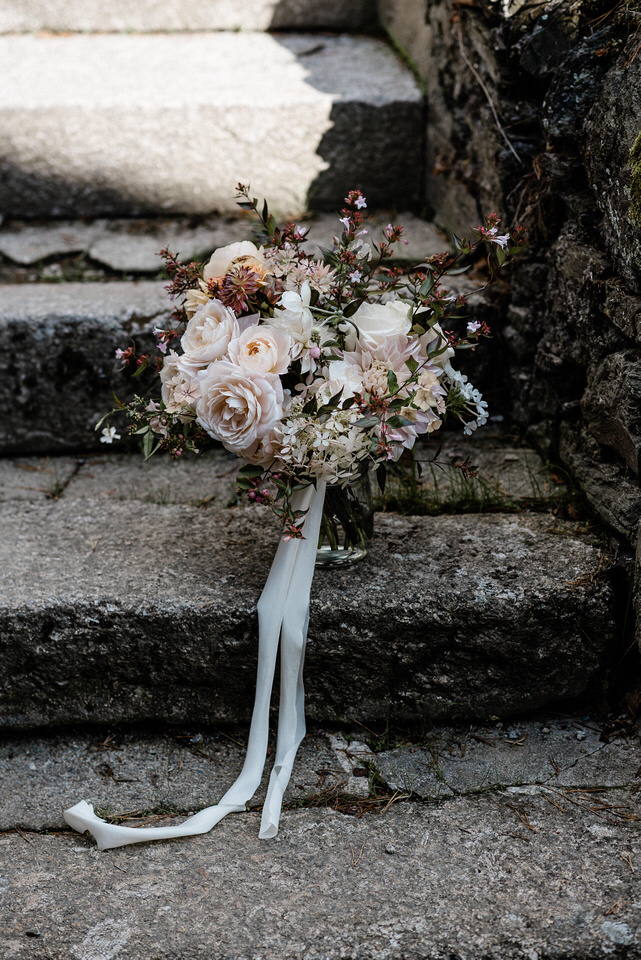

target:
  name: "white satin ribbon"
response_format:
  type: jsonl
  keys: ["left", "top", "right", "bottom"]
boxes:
{"left": 64, "top": 481, "right": 327, "bottom": 850}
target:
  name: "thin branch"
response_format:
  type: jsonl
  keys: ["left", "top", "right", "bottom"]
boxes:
{"left": 458, "top": 34, "right": 523, "bottom": 166}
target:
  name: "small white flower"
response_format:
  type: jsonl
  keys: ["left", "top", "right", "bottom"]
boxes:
{"left": 100, "top": 426, "right": 121, "bottom": 444}
{"left": 354, "top": 196, "right": 367, "bottom": 209}
{"left": 488, "top": 234, "right": 510, "bottom": 249}
{"left": 467, "top": 321, "right": 482, "bottom": 335}
{"left": 349, "top": 270, "right": 363, "bottom": 283}
{"left": 339, "top": 217, "right": 350, "bottom": 231}
{"left": 115, "top": 348, "right": 124, "bottom": 360}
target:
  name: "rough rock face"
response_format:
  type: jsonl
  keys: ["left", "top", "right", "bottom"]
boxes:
{"left": 0, "top": 282, "right": 168, "bottom": 453}
{"left": 0, "top": 502, "right": 615, "bottom": 729}
{"left": 381, "top": 0, "right": 641, "bottom": 554}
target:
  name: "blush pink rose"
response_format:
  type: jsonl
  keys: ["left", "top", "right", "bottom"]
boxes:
{"left": 195, "top": 361, "right": 283, "bottom": 457}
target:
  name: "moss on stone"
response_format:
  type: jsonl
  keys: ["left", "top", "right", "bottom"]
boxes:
{"left": 630, "top": 129, "right": 641, "bottom": 224}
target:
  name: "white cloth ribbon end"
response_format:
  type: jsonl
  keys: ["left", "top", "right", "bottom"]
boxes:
{"left": 64, "top": 481, "right": 327, "bottom": 850}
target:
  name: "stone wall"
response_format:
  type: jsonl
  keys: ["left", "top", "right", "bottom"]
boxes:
{"left": 381, "top": 0, "right": 641, "bottom": 549}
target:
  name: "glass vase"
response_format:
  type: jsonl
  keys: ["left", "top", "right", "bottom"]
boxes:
{"left": 316, "top": 473, "right": 374, "bottom": 568}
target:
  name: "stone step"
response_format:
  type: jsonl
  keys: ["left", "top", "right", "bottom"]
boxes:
{"left": 2, "top": 718, "right": 636, "bottom": 832}
{"left": 1, "top": 784, "right": 639, "bottom": 958}
{"left": 0, "top": 439, "right": 560, "bottom": 512}
{"left": 0, "top": 213, "right": 446, "bottom": 276}
{"left": 0, "top": 32, "right": 423, "bottom": 218}
{"left": 0, "top": 281, "right": 170, "bottom": 454}
{"left": 0, "top": 464, "right": 615, "bottom": 729}
{"left": 0, "top": 0, "right": 376, "bottom": 33}
{"left": 0, "top": 728, "right": 371, "bottom": 833}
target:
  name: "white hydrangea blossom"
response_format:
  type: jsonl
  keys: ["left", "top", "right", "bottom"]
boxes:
{"left": 272, "top": 399, "right": 377, "bottom": 484}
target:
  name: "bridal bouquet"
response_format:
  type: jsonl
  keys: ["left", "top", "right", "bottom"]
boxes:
{"left": 103, "top": 186, "right": 525, "bottom": 543}
{"left": 67, "top": 188, "right": 525, "bottom": 851}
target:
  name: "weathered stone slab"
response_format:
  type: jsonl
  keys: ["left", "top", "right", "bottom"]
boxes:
{"left": 0, "top": 730, "right": 352, "bottom": 832}
{"left": 0, "top": 0, "right": 376, "bottom": 33}
{"left": 5, "top": 719, "right": 636, "bottom": 834}
{"left": 0, "top": 212, "right": 447, "bottom": 274}
{"left": 0, "top": 33, "right": 422, "bottom": 218}
{"left": 386, "top": 431, "right": 557, "bottom": 509}
{"left": 0, "top": 497, "right": 615, "bottom": 729}
{"left": 0, "top": 282, "right": 169, "bottom": 454}
{"left": 376, "top": 720, "right": 641, "bottom": 799}
{"left": 1, "top": 791, "right": 639, "bottom": 959}
{"left": 0, "top": 455, "right": 80, "bottom": 502}
{"left": 62, "top": 450, "right": 239, "bottom": 508}
{"left": 0, "top": 438, "right": 555, "bottom": 513}
{"left": 0, "top": 220, "right": 107, "bottom": 265}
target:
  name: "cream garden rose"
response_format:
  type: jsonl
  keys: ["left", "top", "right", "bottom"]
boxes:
{"left": 203, "top": 241, "right": 267, "bottom": 282}
{"left": 195, "top": 361, "right": 284, "bottom": 457}
{"left": 227, "top": 324, "right": 291, "bottom": 376}
{"left": 184, "top": 283, "right": 210, "bottom": 319}
{"left": 181, "top": 300, "right": 239, "bottom": 365}
{"left": 342, "top": 300, "right": 412, "bottom": 351}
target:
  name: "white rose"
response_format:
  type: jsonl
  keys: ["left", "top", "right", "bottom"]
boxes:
{"left": 343, "top": 300, "right": 412, "bottom": 351}
{"left": 203, "top": 241, "right": 266, "bottom": 282}
{"left": 195, "top": 361, "right": 283, "bottom": 457}
{"left": 227, "top": 324, "right": 291, "bottom": 376}
{"left": 181, "top": 300, "right": 239, "bottom": 365}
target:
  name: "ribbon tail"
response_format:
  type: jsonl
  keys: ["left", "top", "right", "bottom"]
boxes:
{"left": 260, "top": 481, "right": 326, "bottom": 839}
{"left": 63, "top": 482, "right": 323, "bottom": 850}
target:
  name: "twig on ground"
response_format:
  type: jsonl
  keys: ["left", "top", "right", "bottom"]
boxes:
{"left": 350, "top": 841, "right": 365, "bottom": 868}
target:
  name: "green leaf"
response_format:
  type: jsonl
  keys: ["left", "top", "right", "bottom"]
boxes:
{"left": 386, "top": 414, "right": 413, "bottom": 428}
{"left": 419, "top": 276, "right": 435, "bottom": 297}
{"left": 355, "top": 415, "right": 380, "bottom": 429}
{"left": 447, "top": 265, "right": 472, "bottom": 276}
{"left": 343, "top": 297, "right": 364, "bottom": 318}
{"left": 387, "top": 369, "right": 399, "bottom": 393}
{"left": 236, "top": 477, "right": 254, "bottom": 490}
{"left": 94, "top": 410, "right": 113, "bottom": 431}
{"left": 142, "top": 430, "right": 154, "bottom": 460}
{"left": 405, "top": 356, "right": 419, "bottom": 374}
{"left": 130, "top": 361, "right": 149, "bottom": 379}
{"left": 376, "top": 463, "right": 387, "bottom": 495}
{"left": 238, "top": 464, "right": 265, "bottom": 477}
